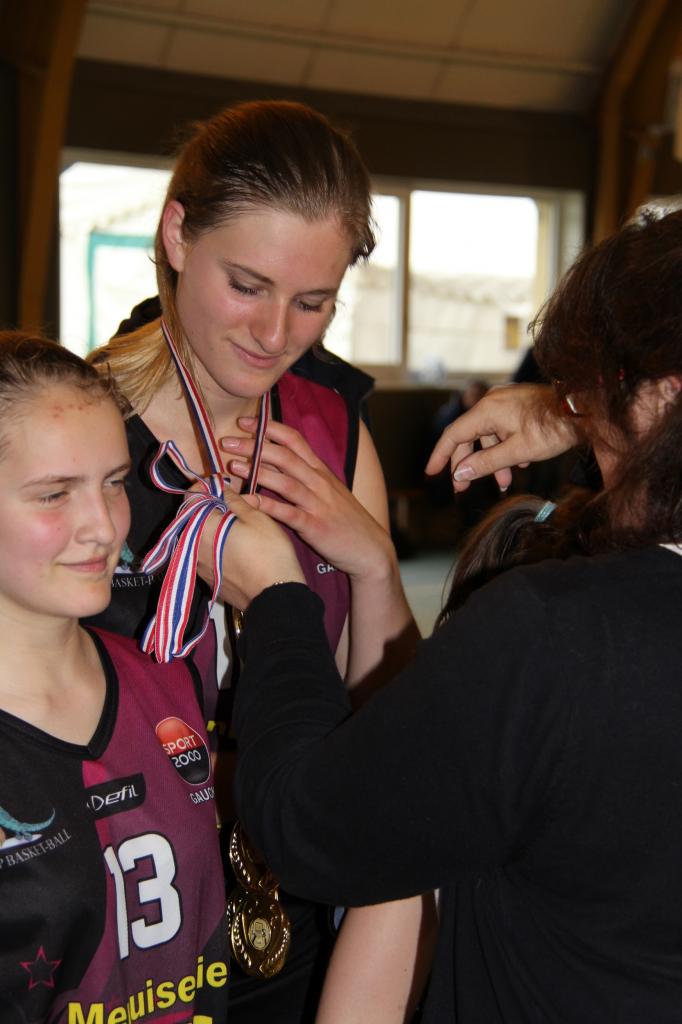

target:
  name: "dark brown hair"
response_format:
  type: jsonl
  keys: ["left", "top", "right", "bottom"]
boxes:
{"left": 438, "top": 211, "right": 682, "bottom": 625}
{"left": 531, "top": 208, "right": 682, "bottom": 548}
{"left": 437, "top": 490, "right": 592, "bottom": 626}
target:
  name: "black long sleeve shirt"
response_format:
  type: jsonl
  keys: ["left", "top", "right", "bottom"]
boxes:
{"left": 234, "top": 546, "right": 682, "bottom": 1022}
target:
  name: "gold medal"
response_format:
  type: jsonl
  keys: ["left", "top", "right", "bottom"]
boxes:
{"left": 225, "top": 886, "right": 244, "bottom": 935}
{"left": 232, "top": 607, "right": 244, "bottom": 640}
{"left": 227, "top": 822, "right": 290, "bottom": 977}
{"left": 228, "top": 822, "right": 278, "bottom": 893}
{"left": 229, "top": 891, "right": 291, "bottom": 978}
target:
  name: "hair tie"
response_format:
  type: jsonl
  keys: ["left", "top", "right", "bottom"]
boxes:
{"left": 534, "top": 500, "right": 557, "bottom": 523}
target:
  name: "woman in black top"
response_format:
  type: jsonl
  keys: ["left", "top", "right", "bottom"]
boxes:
{"left": 216, "top": 209, "right": 682, "bottom": 1022}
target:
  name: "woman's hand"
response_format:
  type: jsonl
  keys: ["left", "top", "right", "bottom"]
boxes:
{"left": 198, "top": 489, "right": 305, "bottom": 610}
{"left": 222, "top": 417, "right": 416, "bottom": 692}
{"left": 221, "top": 418, "right": 396, "bottom": 584}
{"left": 220, "top": 489, "right": 306, "bottom": 609}
{"left": 425, "top": 383, "right": 579, "bottom": 493}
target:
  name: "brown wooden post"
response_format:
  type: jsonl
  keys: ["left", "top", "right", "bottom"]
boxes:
{"left": 594, "top": 0, "right": 682, "bottom": 240}
{"left": 593, "top": 0, "right": 671, "bottom": 241}
{"left": 0, "top": 0, "right": 87, "bottom": 330}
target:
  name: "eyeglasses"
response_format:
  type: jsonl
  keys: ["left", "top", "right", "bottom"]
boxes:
{"left": 553, "top": 381, "right": 586, "bottom": 417}
{"left": 553, "top": 368, "right": 625, "bottom": 418}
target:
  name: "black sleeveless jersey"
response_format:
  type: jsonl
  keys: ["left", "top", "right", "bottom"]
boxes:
{"left": 0, "top": 629, "right": 229, "bottom": 1023}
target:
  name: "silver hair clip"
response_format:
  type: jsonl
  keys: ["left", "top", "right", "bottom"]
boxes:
{"left": 534, "top": 501, "right": 556, "bottom": 523}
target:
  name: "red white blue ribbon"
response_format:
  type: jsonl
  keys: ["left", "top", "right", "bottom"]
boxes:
{"left": 139, "top": 319, "right": 269, "bottom": 662}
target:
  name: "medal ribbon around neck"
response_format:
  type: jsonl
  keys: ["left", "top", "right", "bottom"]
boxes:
{"left": 139, "top": 318, "right": 270, "bottom": 662}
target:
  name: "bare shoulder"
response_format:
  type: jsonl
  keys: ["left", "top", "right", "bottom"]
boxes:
{"left": 352, "top": 422, "right": 390, "bottom": 530}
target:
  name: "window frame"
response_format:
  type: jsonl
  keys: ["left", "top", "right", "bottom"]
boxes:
{"left": 60, "top": 149, "right": 585, "bottom": 382}
{"left": 361, "top": 177, "right": 585, "bottom": 389}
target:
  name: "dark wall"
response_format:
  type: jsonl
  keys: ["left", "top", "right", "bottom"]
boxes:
{"left": 66, "top": 60, "right": 596, "bottom": 193}
{"left": 367, "top": 387, "right": 450, "bottom": 493}
{"left": 0, "top": 57, "right": 17, "bottom": 327}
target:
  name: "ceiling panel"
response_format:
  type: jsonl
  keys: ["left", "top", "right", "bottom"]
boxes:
{"left": 183, "top": 0, "right": 331, "bottom": 33}
{"left": 457, "top": 0, "right": 638, "bottom": 64}
{"left": 101, "top": 0, "right": 184, "bottom": 10}
{"left": 79, "top": 11, "right": 171, "bottom": 67}
{"left": 307, "top": 49, "right": 439, "bottom": 101}
{"left": 80, "top": 0, "right": 639, "bottom": 115}
{"left": 326, "top": 0, "right": 470, "bottom": 48}
{"left": 165, "top": 28, "right": 311, "bottom": 84}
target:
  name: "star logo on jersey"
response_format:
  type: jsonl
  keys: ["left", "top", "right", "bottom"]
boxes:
{"left": 20, "top": 946, "right": 61, "bottom": 990}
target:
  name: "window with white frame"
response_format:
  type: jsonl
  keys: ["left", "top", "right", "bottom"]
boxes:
{"left": 60, "top": 156, "right": 583, "bottom": 380}
{"left": 325, "top": 185, "right": 584, "bottom": 384}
